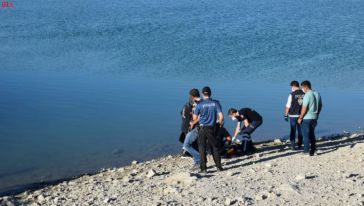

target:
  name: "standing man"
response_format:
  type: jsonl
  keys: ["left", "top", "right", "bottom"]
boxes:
{"left": 285, "top": 80, "right": 305, "bottom": 150}
{"left": 192, "top": 86, "right": 224, "bottom": 173}
{"left": 298, "top": 80, "right": 323, "bottom": 156}
{"left": 182, "top": 89, "right": 201, "bottom": 170}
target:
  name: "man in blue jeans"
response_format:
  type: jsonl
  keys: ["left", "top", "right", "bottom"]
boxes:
{"left": 298, "top": 80, "right": 322, "bottom": 156}
{"left": 183, "top": 89, "right": 201, "bottom": 170}
{"left": 285, "top": 80, "right": 305, "bottom": 150}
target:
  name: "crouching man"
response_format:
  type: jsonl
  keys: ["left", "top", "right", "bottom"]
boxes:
{"left": 228, "top": 108, "right": 263, "bottom": 154}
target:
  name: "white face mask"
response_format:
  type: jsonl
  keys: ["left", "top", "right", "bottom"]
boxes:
{"left": 231, "top": 116, "right": 236, "bottom": 121}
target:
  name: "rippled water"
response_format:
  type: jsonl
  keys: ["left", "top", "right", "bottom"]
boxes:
{"left": 0, "top": 0, "right": 364, "bottom": 195}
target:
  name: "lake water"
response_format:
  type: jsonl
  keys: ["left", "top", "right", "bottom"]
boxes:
{"left": 1, "top": 0, "right": 364, "bottom": 195}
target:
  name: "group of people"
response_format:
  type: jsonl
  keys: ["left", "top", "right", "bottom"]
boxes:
{"left": 179, "top": 86, "right": 264, "bottom": 173}
{"left": 179, "top": 80, "right": 322, "bottom": 173}
{"left": 285, "top": 80, "right": 322, "bottom": 155}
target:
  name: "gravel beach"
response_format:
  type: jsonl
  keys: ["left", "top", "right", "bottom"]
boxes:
{"left": 1, "top": 133, "right": 364, "bottom": 206}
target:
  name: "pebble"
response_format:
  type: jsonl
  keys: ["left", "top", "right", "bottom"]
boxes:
{"left": 255, "top": 153, "right": 263, "bottom": 158}
{"left": 226, "top": 171, "right": 234, "bottom": 176}
{"left": 225, "top": 198, "right": 235, "bottom": 205}
{"left": 274, "top": 139, "right": 282, "bottom": 144}
{"left": 264, "top": 163, "right": 272, "bottom": 168}
{"left": 255, "top": 194, "right": 268, "bottom": 201}
{"left": 37, "top": 195, "right": 46, "bottom": 202}
{"left": 295, "top": 174, "right": 305, "bottom": 181}
{"left": 131, "top": 160, "right": 138, "bottom": 165}
{"left": 146, "top": 169, "right": 157, "bottom": 178}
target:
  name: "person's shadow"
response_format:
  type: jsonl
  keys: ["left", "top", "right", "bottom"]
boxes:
{"left": 221, "top": 133, "right": 364, "bottom": 171}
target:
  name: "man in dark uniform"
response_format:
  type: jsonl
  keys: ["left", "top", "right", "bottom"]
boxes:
{"left": 284, "top": 80, "right": 305, "bottom": 150}
{"left": 228, "top": 108, "right": 262, "bottom": 154}
{"left": 192, "top": 86, "right": 224, "bottom": 173}
{"left": 228, "top": 107, "right": 263, "bottom": 138}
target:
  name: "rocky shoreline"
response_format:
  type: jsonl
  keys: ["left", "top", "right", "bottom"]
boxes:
{"left": 1, "top": 133, "right": 364, "bottom": 206}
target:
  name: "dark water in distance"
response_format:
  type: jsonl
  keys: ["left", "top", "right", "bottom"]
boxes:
{"left": 1, "top": 0, "right": 364, "bottom": 194}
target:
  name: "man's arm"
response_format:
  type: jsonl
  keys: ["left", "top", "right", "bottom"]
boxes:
{"left": 191, "top": 104, "right": 200, "bottom": 129}
{"left": 191, "top": 114, "right": 200, "bottom": 128}
{"left": 318, "top": 95, "right": 323, "bottom": 114}
{"left": 233, "top": 122, "right": 241, "bottom": 137}
{"left": 218, "top": 112, "right": 224, "bottom": 126}
{"left": 298, "top": 106, "right": 307, "bottom": 124}
{"left": 243, "top": 119, "right": 250, "bottom": 128}
{"left": 285, "top": 94, "right": 292, "bottom": 117}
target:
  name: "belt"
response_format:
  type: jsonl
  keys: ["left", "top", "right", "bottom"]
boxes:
{"left": 200, "top": 124, "right": 214, "bottom": 128}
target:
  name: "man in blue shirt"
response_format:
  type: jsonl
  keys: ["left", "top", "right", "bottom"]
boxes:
{"left": 192, "top": 86, "right": 224, "bottom": 173}
{"left": 298, "top": 80, "right": 323, "bottom": 156}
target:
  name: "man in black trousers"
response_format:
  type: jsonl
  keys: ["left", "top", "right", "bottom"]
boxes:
{"left": 192, "top": 86, "right": 224, "bottom": 173}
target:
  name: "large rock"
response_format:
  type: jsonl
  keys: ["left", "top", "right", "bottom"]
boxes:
{"left": 164, "top": 172, "right": 197, "bottom": 186}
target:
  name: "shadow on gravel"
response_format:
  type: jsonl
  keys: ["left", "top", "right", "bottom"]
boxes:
{"left": 223, "top": 133, "right": 364, "bottom": 171}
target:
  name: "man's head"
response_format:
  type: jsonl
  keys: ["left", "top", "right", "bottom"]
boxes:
{"left": 228, "top": 108, "right": 238, "bottom": 121}
{"left": 301, "top": 80, "right": 312, "bottom": 93}
{"left": 290, "top": 80, "right": 300, "bottom": 91}
{"left": 189, "top": 88, "right": 200, "bottom": 102}
{"left": 202, "top": 86, "right": 211, "bottom": 99}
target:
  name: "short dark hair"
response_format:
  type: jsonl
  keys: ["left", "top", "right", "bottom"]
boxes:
{"left": 301, "top": 80, "right": 312, "bottom": 89}
{"left": 290, "top": 80, "right": 300, "bottom": 87}
{"left": 189, "top": 88, "right": 200, "bottom": 98}
{"left": 228, "top": 108, "right": 237, "bottom": 115}
{"left": 202, "top": 86, "right": 211, "bottom": 96}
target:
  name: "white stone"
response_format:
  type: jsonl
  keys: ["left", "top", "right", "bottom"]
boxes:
{"left": 295, "top": 174, "right": 305, "bottom": 181}
{"left": 146, "top": 169, "right": 157, "bottom": 178}
{"left": 274, "top": 139, "right": 282, "bottom": 144}
{"left": 37, "top": 195, "right": 45, "bottom": 203}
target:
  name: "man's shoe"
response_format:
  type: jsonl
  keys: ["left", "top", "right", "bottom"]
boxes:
{"left": 217, "top": 167, "right": 224, "bottom": 172}
{"left": 191, "top": 164, "right": 200, "bottom": 171}
{"left": 199, "top": 169, "right": 207, "bottom": 174}
{"left": 181, "top": 150, "right": 192, "bottom": 159}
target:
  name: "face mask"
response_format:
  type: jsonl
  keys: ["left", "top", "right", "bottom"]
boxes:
{"left": 231, "top": 116, "right": 236, "bottom": 121}
{"left": 194, "top": 98, "right": 200, "bottom": 103}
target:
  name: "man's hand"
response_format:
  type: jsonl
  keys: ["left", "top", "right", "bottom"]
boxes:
{"left": 284, "top": 115, "right": 288, "bottom": 122}
{"left": 189, "top": 122, "right": 195, "bottom": 131}
{"left": 298, "top": 118, "right": 302, "bottom": 124}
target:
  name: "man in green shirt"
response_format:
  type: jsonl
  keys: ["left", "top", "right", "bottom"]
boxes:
{"left": 298, "top": 80, "right": 322, "bottom": 156}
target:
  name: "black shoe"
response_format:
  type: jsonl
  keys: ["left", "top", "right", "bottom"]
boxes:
{"left": 217, "top": 167, "right": 224, "bottom": 172}
{"left": 297, "top": 146, "right": 303, "bottom": 150}
{"left": 290, "top": 143, "right": 296, "bottom": 150}
{"left": 199, "top": 169, "right": 207, "bottom": 174}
